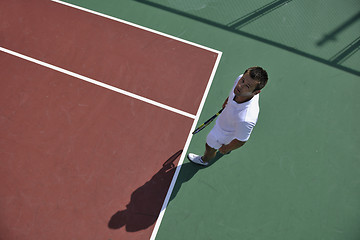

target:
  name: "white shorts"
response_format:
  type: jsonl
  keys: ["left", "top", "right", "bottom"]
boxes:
{"left": 206, "top": 125, "right": 235, "bottom": 149}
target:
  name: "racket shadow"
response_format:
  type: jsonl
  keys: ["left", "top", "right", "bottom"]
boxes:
{"left": 108, "top": 150, "right": 183, "bottom": 232}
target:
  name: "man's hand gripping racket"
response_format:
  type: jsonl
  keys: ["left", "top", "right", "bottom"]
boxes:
{"left": 192, "top": 108, "right": 223, "bottom": 134}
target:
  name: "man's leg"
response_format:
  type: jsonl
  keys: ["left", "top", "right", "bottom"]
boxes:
{"left": 188, "top": 127, "right": 220, "bottom": 166}
{"left": 188, "top": 144, "right": 216, "bottom": 166}
{"left": 202, "top": 143, "right": 217, "bottom": 163}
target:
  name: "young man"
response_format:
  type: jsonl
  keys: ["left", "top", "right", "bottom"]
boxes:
{"left": 188, "top": 66, "right": 268, "bottom": 166}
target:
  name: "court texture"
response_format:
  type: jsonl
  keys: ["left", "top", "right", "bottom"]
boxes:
{"left": 0, "top": 0, "right": 359, "bottom": 239}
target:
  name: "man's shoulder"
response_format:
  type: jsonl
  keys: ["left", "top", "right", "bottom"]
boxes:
{"left": 238, "top": 98, "right": 259, "bottom": 123}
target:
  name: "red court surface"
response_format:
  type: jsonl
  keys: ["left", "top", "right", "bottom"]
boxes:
{"left": 1, "top": 53, "right": 192, "bottom": 239}
{"left": 0, "top": 1, "right": 220, "bottom": 239}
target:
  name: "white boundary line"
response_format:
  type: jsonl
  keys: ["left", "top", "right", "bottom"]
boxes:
{"left": 0, "top": 47, "right": 196, "bottom": 119}
{"left": 50, "top": 0, "right": 222, "bottom": 55}
{"left": 150, "top": 53, "right": 222, "bottom": 240}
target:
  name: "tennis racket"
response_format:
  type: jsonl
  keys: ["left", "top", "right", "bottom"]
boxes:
{"left": 192, "top": 109, "right": 223, "bottom": 134}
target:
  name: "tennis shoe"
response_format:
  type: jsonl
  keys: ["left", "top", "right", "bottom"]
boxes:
{"left": 187, "top": 153, "right": 209, "bottom": 166}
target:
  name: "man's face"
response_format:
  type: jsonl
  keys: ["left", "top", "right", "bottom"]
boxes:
{"left": 234, "top": 71, "right": 261, "bottom": 97}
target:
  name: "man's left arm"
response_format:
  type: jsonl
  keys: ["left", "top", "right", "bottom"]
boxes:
{"left": 219, "top": 139, "right": 246, "bottom": 154}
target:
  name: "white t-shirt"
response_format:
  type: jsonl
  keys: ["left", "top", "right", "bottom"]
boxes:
{"left": 214, "top": 74, "right": 259, "bottom": 142}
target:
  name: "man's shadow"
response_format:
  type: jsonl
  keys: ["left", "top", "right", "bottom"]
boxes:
{"left": 108, "top": 150, "right": 224, "bottom": 232}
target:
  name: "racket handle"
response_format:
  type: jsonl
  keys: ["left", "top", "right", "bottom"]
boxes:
{"left": 192, "top": 108, "right": 223, "bottom": 134}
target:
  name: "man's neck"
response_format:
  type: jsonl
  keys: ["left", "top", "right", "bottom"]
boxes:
{"left": 233, "top": 95, "right": 253, "bottom": 104}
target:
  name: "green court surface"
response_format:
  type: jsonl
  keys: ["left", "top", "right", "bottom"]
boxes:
{"left": 66, "top": 1, "right": 359, "bottom": 239}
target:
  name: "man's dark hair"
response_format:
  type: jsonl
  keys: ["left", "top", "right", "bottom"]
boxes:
{"left": 244, "top": 66, "right": 268, "bottom": 91}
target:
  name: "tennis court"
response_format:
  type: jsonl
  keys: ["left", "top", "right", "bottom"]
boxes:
{"left": 1, "top": 0, "right": 359, "bottom": 240}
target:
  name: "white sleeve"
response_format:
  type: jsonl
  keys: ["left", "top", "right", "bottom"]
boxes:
{"left": 235, "top": 121, "right": 255, "bottom": 142}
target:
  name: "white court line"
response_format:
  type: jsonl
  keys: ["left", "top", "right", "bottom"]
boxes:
{"left": 0, "top": 47, "right": 196, "bottom": 119}
{"left": 150, "top": 51, "right": 222, "bottom": 240}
